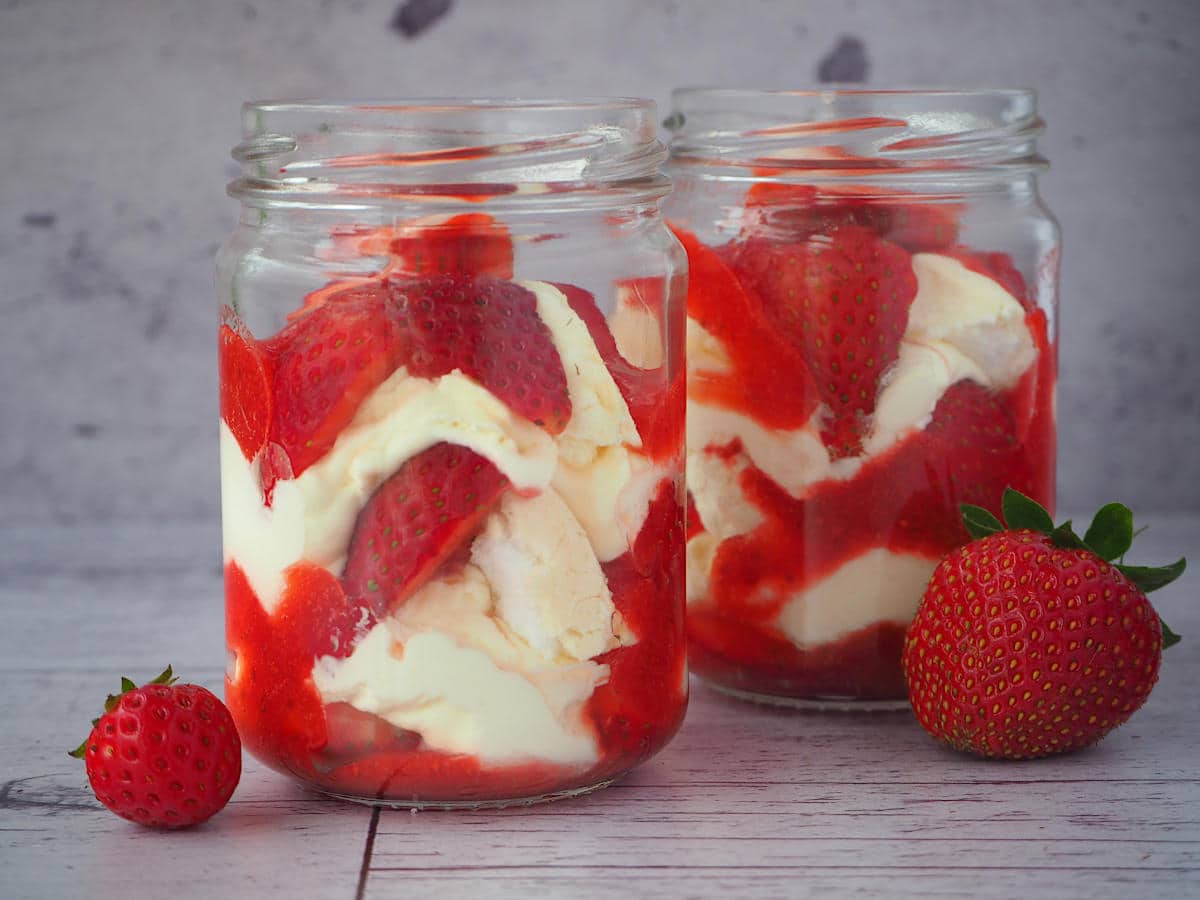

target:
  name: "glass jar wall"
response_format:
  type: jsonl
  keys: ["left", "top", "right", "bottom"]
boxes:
{"left": 217, "top": 99, "right": 687, "bottom": 806}
{"left": 666, "top": 89, "right": 1059, "bottom": 707}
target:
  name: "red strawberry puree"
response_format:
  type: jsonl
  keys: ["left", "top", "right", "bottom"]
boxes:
{"left": 675, "top": 186, "right": 1055, "bottom": 703}
{"left": 220, "top": 215, "right": 685, "bottom": 803}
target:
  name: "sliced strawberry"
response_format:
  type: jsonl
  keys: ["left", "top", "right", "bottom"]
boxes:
{"left": 671, "top": 226, "right": 820, "bottom": 430}
{"left": 743, "top": 183, "right": 960, "bottom": 253}
{"left": 259, "top": 441, "right": 294, "bottom": 507}
{"left": 897, "top": 380, "right": 1026, "bottom": 546}
{"left": 266, "top": 283, "right": 403, "bottom": 476}
{"left": 341, "top": 442, "right": 509, "bottom": 614}
{"left": 316, "top": 703, "right": 422, "bottom": 767}
{"left": 287, "top": 276, "right": 381, "bottom": 323}
{"left": 727, "top": 226, "right": 917, "bottom": 458}
{"left": 386, "top": 274, "right": 571, "bottom": 434}
{"left": 331, "top": 213, "right": 514, "bottom": 279}
{"left": 219, "top": 307, "right": 273, "bottom": 461}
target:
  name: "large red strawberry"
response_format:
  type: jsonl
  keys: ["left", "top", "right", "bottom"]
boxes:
{"left": 219, "top": 307, "right": 273, "bottom": 461}
{"left": 341, "top": 442, "right": 509, "bottom": 614}
{"left": 385, "top": 273, "right": 572, "bottom": 434}
{"left": 903, "top": 489, "right": 1185, "bottom": 760}
{"left": 727, "top": 226, "right": 918, "bottom": 457}
{"left": 267, "top": 283, "right": 404, "bottom": 476}
{"left": 70, "top": 667, "right": 242, "bottom": 829}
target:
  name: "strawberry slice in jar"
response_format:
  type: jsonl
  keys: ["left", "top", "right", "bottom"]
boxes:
{"left": 666, "top": 88, "right": 1059, "bottom": 707}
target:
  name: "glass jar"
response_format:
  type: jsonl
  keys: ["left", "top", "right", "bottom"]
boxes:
{"left": 665, "top": 89, "right": 1058, "bottom": 707}
{"left": 217, "top": 99, "right": 687, "bottom": 806}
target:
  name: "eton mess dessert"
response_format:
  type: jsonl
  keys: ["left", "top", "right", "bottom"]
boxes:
{"left": 675, "top": 183, "right": 1056, "bottom": 702}
{"left": 219, "top": 214, "right": 686, "bottom": 803}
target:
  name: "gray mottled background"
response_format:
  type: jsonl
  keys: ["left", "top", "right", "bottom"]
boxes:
{"left": 2, "top": 0, "right": 1198, "bottom": 528}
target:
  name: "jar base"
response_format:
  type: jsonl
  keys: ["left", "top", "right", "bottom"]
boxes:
{"left": 706, "top": 680, "right": 911, "bottom": 713}
{"left": 313, "top": 777, "right": 617, "bottom": 811}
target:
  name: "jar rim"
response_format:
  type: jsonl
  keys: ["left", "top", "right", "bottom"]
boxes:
{"left": 230, "top": 97, "right": 669, "bottom": 211}
{"left": 671, "top": 87, "right": 1036, "bottom": 102}
{"left": 666, "top": 87, "right": 1046, "bottom": 183}
{"left": 243, "top": 97, "right": 658, "bottom": 116}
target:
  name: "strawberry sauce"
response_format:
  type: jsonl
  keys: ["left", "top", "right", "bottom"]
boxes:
{"left": 676, "top": 208, "right": 1056, "bottom": 703}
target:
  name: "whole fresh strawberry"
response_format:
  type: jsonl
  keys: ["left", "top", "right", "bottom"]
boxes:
{"left": 70, "top": 667, "right": 242, "bottom": 828}
{"left": 903, "top": 489, "right": 1185, "bottom": 759}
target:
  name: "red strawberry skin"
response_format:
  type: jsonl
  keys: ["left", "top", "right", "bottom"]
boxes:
{"left": 903, "top": 531, "right": 1163, "bottom": 759}
{"left": 727, "top": 226, "right": 917, "bottom": 457}
{"left": 266, "top": 284, "right": 403, "bottom": 476}
{"left": 81, "top": 682, "right": 242, "bottom": 829}
{"left": 219, "top": 308, "right": 273, "bottom": 461}
{"left": 386, "top": 274, "right": 572, "bottom": 434}
{"left": 341, "top": 442, "right": 509, "bottom": 614}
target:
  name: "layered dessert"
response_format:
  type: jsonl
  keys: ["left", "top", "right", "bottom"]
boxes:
{"left": 675, "top": 184, "right": 1056, "bottom": 702}
{"left": 219, "top": 214, "right": 686, "bottom": 803}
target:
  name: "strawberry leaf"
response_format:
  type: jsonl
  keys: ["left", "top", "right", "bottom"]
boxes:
{"left": 961, "top": 504, "right": 1003, "bottom": 540}
{"left": 120, "top": 677, "right": 136, "bottom": 693}
{"left": 1001, "top": 487, "right": 1054, "bottom": 534}
{"left": 1083, "top": 502, "right": 1134, "bottom": 561}
{"left": 1050, "top": 521, "right": 1089, "bottom": 551}
{"left": 1116, "top": 558, "right": 1186, "bottom": 594}
{"left": 67, "top": 739, "right": 89, "bottom": 759}
{"left": 1162, "top": 619, "right": 1182, "bottom": 649}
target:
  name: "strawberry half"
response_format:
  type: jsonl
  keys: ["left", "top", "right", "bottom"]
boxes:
{"left": 266, "top": 283, "right": 404, "bottom": 476}
{"left": 219, "top": 307, "right": 273, "bottom": 461}
{"left": 385, "top": 274, "right": 571, "bottom": 434}
{"left": 728, "top": 226, "right": 918, "bottom": 457}
{"left": 341, "top": 442, "right": 509, "bottom": 614}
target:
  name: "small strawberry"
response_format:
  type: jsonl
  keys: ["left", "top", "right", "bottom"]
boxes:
{"left": 267, "top": 282, "right": 404, "bottom": 475}
{"left": 385, "top": 273, "right": 571, "bottom": 434}
{"left": 70, "top": 667, "right": 242, "bottom": 829}
{"left": 728, "top": 226, "right": 918, "bottom": 457}
{"left": 342, "top": 442, "right": 509, "bottom": 614}
{"left": 219, "top": 306, "right": 273, "bottom": 461}
{"left": 903, "top": 489, "right": 1185, "bottom": 760}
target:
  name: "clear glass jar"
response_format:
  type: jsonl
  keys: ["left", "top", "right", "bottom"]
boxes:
{"left": 666, "top": 89, "right": 1058, "bottom": 707}
{"left": 217, "top": 99, "right": 687, "bottom": 806}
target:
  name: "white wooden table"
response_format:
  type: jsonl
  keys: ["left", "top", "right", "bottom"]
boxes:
{"left": 3, "top": 517, "right": 1198, "bottom": 899}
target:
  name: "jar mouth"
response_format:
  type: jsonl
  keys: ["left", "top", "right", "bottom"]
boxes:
{"left": 666, "top": 87, "right": 1045, "bottom": 183}
{"left": 230, "top": 98, "right": 670, "bottom": 211}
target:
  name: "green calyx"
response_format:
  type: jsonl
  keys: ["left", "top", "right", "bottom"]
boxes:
{"left": 961, "top": 488, "right": 1186, "bottom": 649}
{"left": 68, "top": 666, "right": 178, "bottom": 759}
